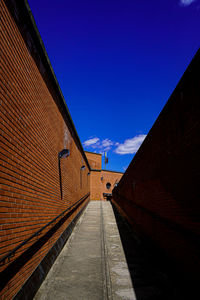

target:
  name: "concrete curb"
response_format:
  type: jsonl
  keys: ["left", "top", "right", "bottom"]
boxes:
{"left": 102, "top": 202, "right": 137, "bottom": 300}
{"left": 33, "top": 201, "right": 136, "bottom": 300}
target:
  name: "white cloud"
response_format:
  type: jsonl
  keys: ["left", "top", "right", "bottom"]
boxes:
{"left": 83, "top": 137, "right": 100, "bottom": 147}
{"left": 83, "top": 137, "right": 114, "bottom": 153}
{"left": 83, "top": 134, "right": 147, "bottom": 155}
{"left": 179, "top": 0, "right": 196, "bottom": 6}
{"left": 115, "top": 134, "right": 146, "bottom": 155}
{"left": 101, "top": 139, "right": 114, "bottom": 151}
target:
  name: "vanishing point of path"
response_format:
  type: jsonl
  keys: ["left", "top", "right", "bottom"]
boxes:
{"left": 34, "top": 201, "right": 136, "bottom": 300}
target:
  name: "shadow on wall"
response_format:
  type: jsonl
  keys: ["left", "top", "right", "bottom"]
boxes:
{"left": 111, "top": 202, "right": 197, "bottom": 300}
{"left": 112, "top": 48, "right": 200, "bottom": 300}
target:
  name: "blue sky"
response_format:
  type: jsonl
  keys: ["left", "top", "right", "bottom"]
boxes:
{"left": 28, "top": 0, "right": 200, "bottom": 172}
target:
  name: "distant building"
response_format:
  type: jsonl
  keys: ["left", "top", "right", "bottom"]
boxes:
{"left": 85, "top": 151, "right": 123, "bottom": 201}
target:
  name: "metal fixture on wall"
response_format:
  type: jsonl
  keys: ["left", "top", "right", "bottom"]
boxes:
{"left": 59, "top": 149, "right": 70, "bottom": 159}
{"left": 58, "top": 149, "right": 70, "bottom": 199}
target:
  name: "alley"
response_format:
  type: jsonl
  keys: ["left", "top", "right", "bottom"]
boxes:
{"left": 34, "top": 201, "right": 136, "bottom": 300}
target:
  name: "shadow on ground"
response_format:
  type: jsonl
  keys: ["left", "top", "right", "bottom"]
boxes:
{"left": 111, "top": 202, "right": 193, "bottom": 300}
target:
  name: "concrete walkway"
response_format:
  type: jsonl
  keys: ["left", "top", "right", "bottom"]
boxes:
{"left": 34, "top": 201, "right": 136, "bottom": 300}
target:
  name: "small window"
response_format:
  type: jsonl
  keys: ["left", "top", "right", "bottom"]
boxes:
{"left": 106, "top": 182, "right": 111, "bottom": 190}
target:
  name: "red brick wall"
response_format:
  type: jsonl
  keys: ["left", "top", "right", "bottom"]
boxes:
{"left": 0, "top": 1, "right": 90, "bottom": 298}
{"left": 85, "top": 151, "right": 102, "bottom": 170}
{"left": 85, "top": 152, "right": 101, "bottom": 200}
{"left": 90, "top": 171, "right": 101, "bottom": 200}
{"left": 113, "top": 49, "right": 200, "bottom": 283}
{"left": 101, "top": 170, "right": 123, "bottom": 200}
{"left": 85, "top": 152, "right": 123, "bottom": 201}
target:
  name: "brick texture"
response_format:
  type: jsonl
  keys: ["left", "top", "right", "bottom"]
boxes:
{"left": 85, "top": 151, "right": 102, "bottom": 170}
{"left": 85, "top": 152, "right": 123, "bottom": 201}
{"left": 101, "top": 170, "right": 123, "bottom": 200}
{"left": 89, "top": 171, "right": 101, "bottom": 200}
{"left": 85, "top": 152, "right": 101, "bottom": 200}
{"left": 113, "top": 49, "right": 200, "bottom": 284}
{"left": 0, "top": 1, "right": 90, "bottom": 298}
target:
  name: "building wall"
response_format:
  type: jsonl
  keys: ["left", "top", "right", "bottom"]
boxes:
{"left": 113, "top": 49, "right": 200, "bottom": 284}
{"left": 85, "top": 152, "right": 101, "bottom": 200}
{"left": 0, "top": 1, "right": 90, "bottom": 298}
{"left": 85, "top": 152, "right": 123, "bottom": 201}
{"left": 85, "top": 151, "right": 102, "bottom": 170}
{"left": 101, "top": 170, "right": 123, "bottom": 200}
{"left": 90, "top": 171, "right": 101, "bottom": 200}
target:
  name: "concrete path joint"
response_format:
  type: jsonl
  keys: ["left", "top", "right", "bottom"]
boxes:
{"left": 34, "top": 201, "right": 136, "bottom": 300}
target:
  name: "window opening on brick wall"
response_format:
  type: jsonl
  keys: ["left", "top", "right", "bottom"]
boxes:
{"left": 106, "top": 182, "right": 111, "bottom": 190}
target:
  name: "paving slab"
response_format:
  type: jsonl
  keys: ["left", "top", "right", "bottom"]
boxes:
{"left": 34, "top": 201, "right": 136, "bottom": 300}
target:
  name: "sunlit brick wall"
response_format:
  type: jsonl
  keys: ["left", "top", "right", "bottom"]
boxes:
{"left": 0, "top": 0, "right": 90, "bottom": 298}
{"left": 85, "top": 152, "right": 123, "bottom": 201}
{"left": 85, "top": 151, "right": 102, "bottom": 170}
{"left": 89, "top": 171, "right": 101, "bottom": 200}
{"left": 85, "top": 152, "right": 102, "bottom": 200}
{"left": 101, "top": 170, "right": 123, "bottom": 200}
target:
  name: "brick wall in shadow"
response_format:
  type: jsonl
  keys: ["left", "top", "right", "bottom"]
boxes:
{"left": 112, "top": 49, "right": 200, "bottom": 297}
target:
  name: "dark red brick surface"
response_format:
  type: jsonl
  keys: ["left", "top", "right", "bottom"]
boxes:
{"left": 113, "top": 49, "right": 200, "bottom": 283}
